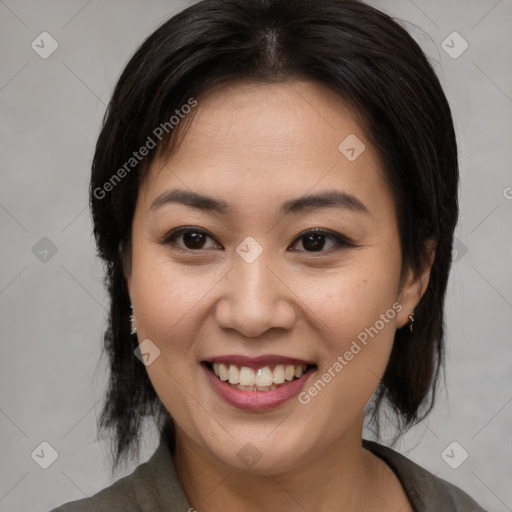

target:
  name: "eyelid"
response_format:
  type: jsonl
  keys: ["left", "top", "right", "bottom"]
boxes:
{"left": 289, "top": 227, "right": 356, "bottom": 251}
{"left": 158, "top": 226, "right": 220, "bottom": 248}
{"left": 159, "top": 226, "right": 357, "bottom": 252}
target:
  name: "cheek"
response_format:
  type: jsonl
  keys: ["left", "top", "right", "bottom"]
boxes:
{"left": 129, "top": 245, "right": 217, "bottom": 354}
{"left": 128, "top": 249, "right": 216, "bottom": 422}
{"left": 295, "top": 250, "right": 402, "bottom": 392}
{"left": 301, "top": 254, "right": 401, "bottom": 339}
{"left": 297, "top": 281, "right": 400, "bottom": 419}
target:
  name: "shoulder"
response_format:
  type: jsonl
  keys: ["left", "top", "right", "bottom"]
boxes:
{"left": 49, "top": 428, "right": 192, "bottom": 512}
{"left": 363, "top": 439, "right": 489, "bottom": 512}
{"left": 48, "top": 454, "right": 159, "bottom": 512}
{"left": 48, "top": 468, "right": 139, "bottom": 511}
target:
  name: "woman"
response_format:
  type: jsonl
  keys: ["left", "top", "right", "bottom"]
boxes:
{"left": 51, "top": 0, "right": 488, "bottom": 510}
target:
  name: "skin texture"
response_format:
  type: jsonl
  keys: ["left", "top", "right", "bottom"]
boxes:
{"left": 126, "top": 80, "right": 433, "bottom": 511}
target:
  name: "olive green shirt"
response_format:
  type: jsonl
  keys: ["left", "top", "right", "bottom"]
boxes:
{"left": 50, "top": 424, "right": 488, "bottom": 512}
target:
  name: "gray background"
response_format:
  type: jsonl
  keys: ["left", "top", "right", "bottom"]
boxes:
{"left": 0, "top": 0, "right": 511, "bottom": 510}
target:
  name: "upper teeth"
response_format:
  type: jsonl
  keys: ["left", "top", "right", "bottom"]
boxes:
{"left": 212, "top": 363, "right": 307, "bottom": 386}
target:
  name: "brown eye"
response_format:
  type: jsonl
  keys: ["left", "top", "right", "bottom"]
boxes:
{"left": 162, "top": 227, "right": 221, "bottom": 251}
{"left": 161, "top": 227, "right": 355, "bottom": 254}
{"left": 181, "top": 231, "right": 209, "bottom": 249}
{"left": 289, "top": 229, "right": 354, "bottom": 253}
{"left": 300, "top": 232, "right": 330, "bottom": 252}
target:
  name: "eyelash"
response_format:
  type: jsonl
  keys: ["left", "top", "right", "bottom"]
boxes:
{"left": 159, "top": 226, "right": 356, "bottom": 254}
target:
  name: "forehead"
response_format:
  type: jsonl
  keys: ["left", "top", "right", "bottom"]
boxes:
{"left": 162, "top": 79, "right": 369, "bottom": 166}
{"left": 140, "top": 80, "right": 391, "bottom": 219}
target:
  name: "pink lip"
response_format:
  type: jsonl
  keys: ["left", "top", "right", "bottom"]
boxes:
{"left": 204, "top": 354, "right": 315, "bottom": 370}
{"left": 201, "top": 363, "right": 316, "bottom": 411}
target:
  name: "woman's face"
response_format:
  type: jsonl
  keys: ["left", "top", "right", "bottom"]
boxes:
{"left": 127, "top": 80, "right": 427, "bottom": 473}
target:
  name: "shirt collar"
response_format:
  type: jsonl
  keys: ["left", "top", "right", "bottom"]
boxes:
{"left": 134, "top": 416, "right": 193, "bottom": 511}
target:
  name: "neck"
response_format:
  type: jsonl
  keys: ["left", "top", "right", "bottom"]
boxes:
{"left": 172, "top": 419, "right": 390, "bottom": 512}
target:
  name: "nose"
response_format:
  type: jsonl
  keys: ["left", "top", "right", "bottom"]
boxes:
{"left": 214, "top": 253, "right": 297, "bottom": 338}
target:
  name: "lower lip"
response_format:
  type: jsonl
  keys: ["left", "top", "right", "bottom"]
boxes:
{"left": 202, "top": 363, "right": 315, "bottom": 411}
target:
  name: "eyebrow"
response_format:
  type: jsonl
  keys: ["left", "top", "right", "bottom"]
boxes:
{"left": 150, "top": 188, "right": 370, "bottom": 216}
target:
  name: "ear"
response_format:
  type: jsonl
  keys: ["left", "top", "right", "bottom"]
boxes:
{"left": 396, "top": 240, "right": 436, "bottom": 329}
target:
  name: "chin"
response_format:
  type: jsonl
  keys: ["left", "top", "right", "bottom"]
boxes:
{"left": 197, "top": 419, "right": 319, "bottom": 475}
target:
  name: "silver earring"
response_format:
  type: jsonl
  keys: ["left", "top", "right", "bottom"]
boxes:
{"left": 408, "top": 308, "right": 415, "bottom": 333}
{"left": 130, "top": 305, "right": 137, "bottom": 335}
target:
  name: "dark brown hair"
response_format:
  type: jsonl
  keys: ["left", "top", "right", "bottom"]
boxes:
{"left": 90, "top": 0, "right": 458, "bottom": 473}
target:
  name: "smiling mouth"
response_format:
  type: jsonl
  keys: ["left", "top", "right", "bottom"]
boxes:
{"left": 202, "top": 361, "right": 317, "bottom": 392}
